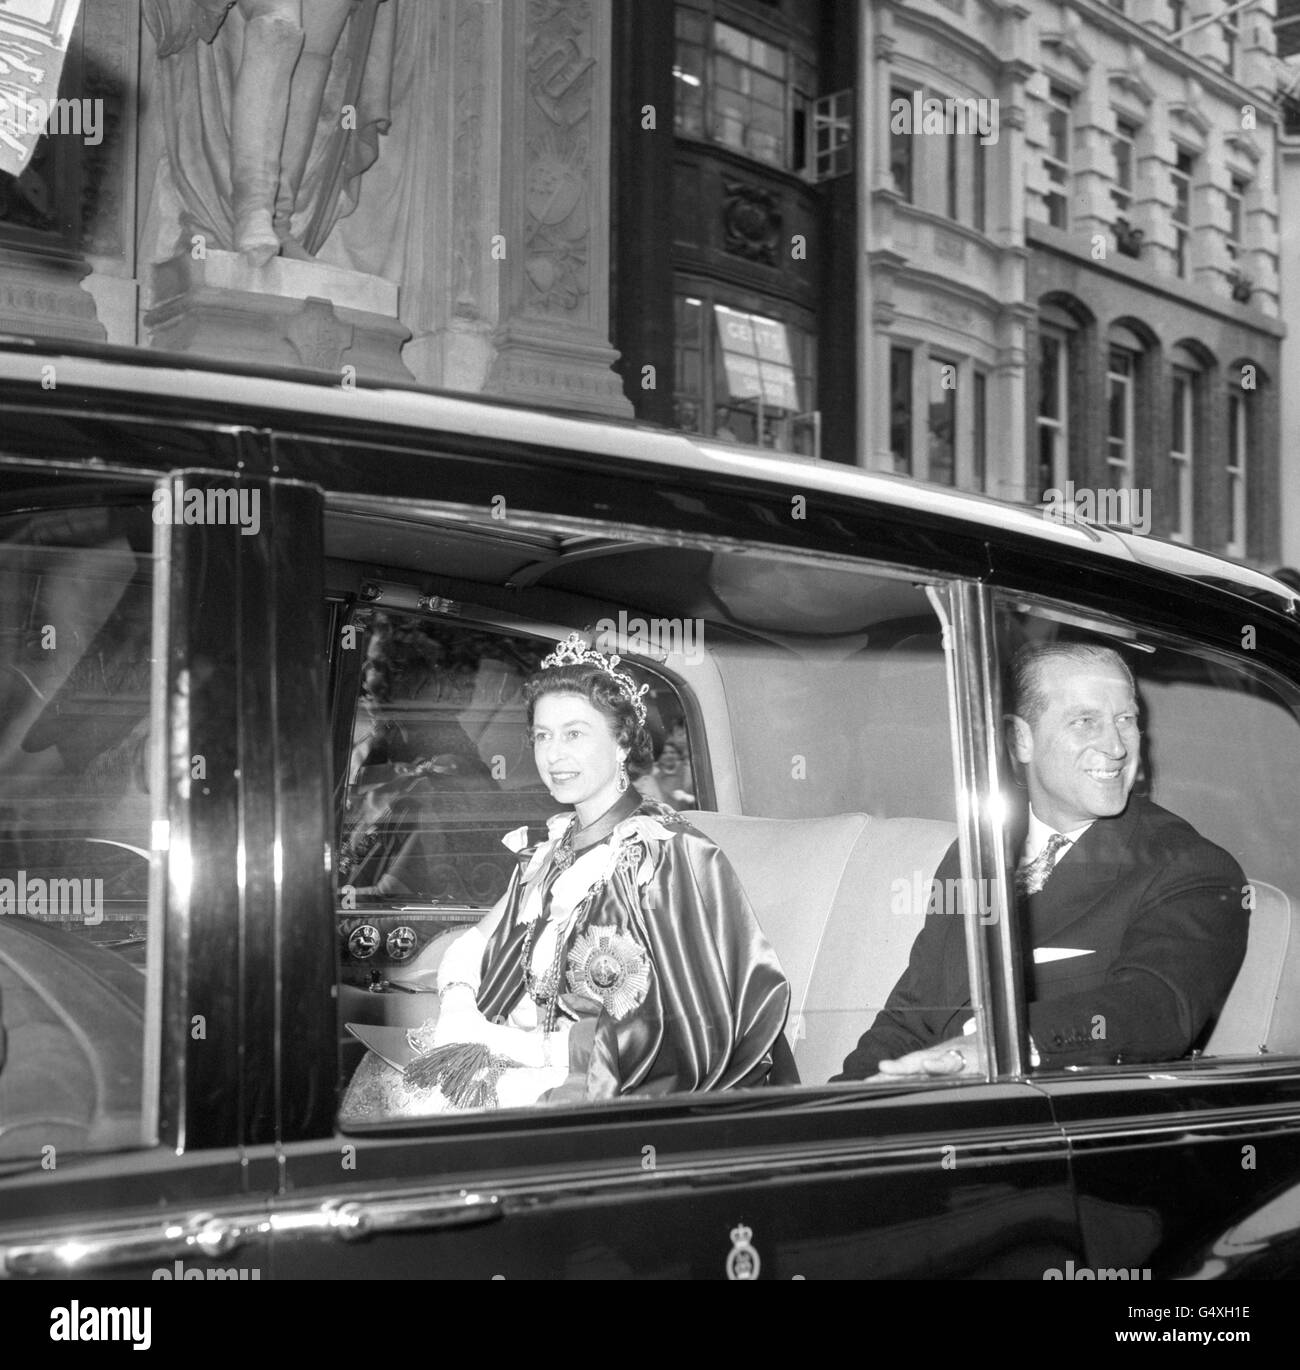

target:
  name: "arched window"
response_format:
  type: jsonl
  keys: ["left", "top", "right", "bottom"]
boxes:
{"left": 1107, "top": 323, "right": 1153, "bottom": 490}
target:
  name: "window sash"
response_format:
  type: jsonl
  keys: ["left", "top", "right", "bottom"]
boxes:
{"left": 1043, "top": 89, "right": 1072, "bottom": 228}
{"left": 890, "top": 346, "right": 913, "bottom": 476}
{"left": 1170, "top": 369, "right": 1195, "bottom": 542}
{"left": 1037, "top": 333, "right": 1068, "bottom": 499}
{"left": 1107, "top": 347, "right": 1135, "bottom": 486}
{"left": 927, "top": 358, "right": 957, "bottom": 486}
{"left": 1226, "top": 392, "right": 1246, "bottom": 556}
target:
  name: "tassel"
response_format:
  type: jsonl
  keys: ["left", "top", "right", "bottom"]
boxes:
{"left": 403, "top": 1041, "right": 524, "bottom": 1110}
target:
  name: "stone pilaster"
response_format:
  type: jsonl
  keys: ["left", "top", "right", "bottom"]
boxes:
{"left": 481, "top": 0, "right": 631, "bottom": 417}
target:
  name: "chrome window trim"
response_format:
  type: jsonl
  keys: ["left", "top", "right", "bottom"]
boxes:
{"left": 943, "top": 583, "right": 1025, "bottom": 1081}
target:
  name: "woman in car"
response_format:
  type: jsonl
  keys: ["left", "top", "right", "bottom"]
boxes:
{"left": 341, "top": 634, "right": 791, "bottom": 1117}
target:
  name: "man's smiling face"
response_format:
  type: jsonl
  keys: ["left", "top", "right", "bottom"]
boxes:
{"left": 1011, "top": 657, "right": 1140, "bottom": 832}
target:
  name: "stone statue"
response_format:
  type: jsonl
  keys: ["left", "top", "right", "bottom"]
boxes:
{"left": 143, "top": 0, "right": 395, "bottom": 268}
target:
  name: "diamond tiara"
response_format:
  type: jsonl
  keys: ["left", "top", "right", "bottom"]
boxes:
{"left": 539, "top": 632, "right": 650, "bottom": 727}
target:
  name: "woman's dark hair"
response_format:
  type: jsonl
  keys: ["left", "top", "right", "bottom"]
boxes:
{"left": 524, "top": 661, "right": 655, "bottom": 777}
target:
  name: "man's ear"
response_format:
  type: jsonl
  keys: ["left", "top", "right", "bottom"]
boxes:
{"left": 1006, "top": 713, "right": 1033, "bottom": 764}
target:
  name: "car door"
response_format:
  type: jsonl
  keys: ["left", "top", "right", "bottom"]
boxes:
{"left": 264, "top": 415, "right": 1085, "bottom": 1279}
{"left": 983, "top": 569, "right": 1300, "bottom": 1280}
{"left": 0, "top": 400, "right": 304, "bottom": 1281}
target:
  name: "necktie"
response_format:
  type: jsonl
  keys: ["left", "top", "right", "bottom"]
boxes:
{"left": 1016, "top": 832, "right": 1071, "bottom": 897}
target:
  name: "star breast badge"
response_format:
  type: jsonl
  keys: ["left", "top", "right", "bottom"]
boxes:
{"left": 566, "top": 928, "right": 650, "bottom": 1020}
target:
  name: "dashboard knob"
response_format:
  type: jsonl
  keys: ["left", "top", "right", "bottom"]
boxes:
{"left": 386, "top": 925, "right": 418, "bottom": 961}
{"left": 348, "top": 924, "right": 380, "bottom": 959}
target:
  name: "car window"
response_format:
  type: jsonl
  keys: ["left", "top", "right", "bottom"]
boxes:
{"left": 0, "top": 496, "right": 162, "bottom": 1163}
{"left": 328, "top": 517, "right": 973, "bottom": 1122}
{"left": 994, "top": 596, "right": 1300, "bottom": 1069}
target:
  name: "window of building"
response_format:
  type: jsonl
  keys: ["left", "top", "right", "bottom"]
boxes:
{"left": 672, "top": 288, "right": 818, "bottom": 455}
{"left": 927, "top": 358, "right": 957, "bottom": 487}
{"left": 890, "top": 86, "right": 913, "bottom": 201}
{"left": 890, "top": 346, "right": 913, "bottom": 476}
{"left": 972, "top": 371, "right": 988, "bottom": 493}
{"left": 674, "top": 9, "right": 708, "bottom": 140}
{"left": 973, "top": 138, "right": 987, "bottom": 233}
{"left": 946, "top": 129, "right": 959, "bottom": 221}
{"left": 1170, "top": 366, "right": 1195, "bottom": 543}
{"left": 1226, "top": 175, "right": 1247, "bottom": 261}
{"left": 1172, "top": 149, "right": 1194, "bottom": 279}
{"left": 811, "top": 89, "right": 853, "bottom": 180}
{"left": 1037, "top": 333, "right": 1068, "bottom": 501}
{"left": 1227, "top": 391, "right": 1247, "bottom": 558}
{"left": 1043, "top": 86, "right": 1072, "bottom": 228}
{"left": 674, "top": 294, "right": 705, "bottom": 433}
{"left": 1168, "top": 0, "right": 1186, "bottom": 43}
{"left": 1222, "top": 13, "right": 1238, "bottom": 79}
{"left": 712, "top": 21, "right": 787, "bottom": 164}
{"left": 1112, "top": 117, "right": 1136, "bottom": 219}
{"left": 672, "top": 10, "right": 816, "bottom": 173}
{"left": 1107, "top": 345, "right": 1136, "bottom": 488}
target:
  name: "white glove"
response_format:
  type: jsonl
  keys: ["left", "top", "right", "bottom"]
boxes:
{"left": 432, "top": 985, "right": 550, "bottom": 1069}
{"left": 436, "top": 926, "right": 488, "bottom": 995}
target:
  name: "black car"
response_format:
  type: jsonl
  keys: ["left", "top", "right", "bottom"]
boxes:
{"left": 1, "top": 340, "right": 1299, "bottom": 1287}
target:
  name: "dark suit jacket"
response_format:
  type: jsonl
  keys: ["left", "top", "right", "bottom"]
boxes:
{"left": 836, "top": 795, "right": 1248, "bottom": 1079}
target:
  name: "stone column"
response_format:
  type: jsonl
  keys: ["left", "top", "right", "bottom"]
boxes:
{"left": 480, "top": 0, "right": 631, "bottom": 417}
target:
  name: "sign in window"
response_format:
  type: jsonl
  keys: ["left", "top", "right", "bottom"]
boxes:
{"left": 715, "top": 306, "right": 800, "bottom": 412}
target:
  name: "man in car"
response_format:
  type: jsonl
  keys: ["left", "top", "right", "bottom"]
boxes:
{"left": 835, "top": 640, "right": 1249, "bottom": 1080}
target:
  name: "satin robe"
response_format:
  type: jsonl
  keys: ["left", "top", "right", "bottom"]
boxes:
{"left": 478, "top": 801, "right": 791, "bottom": 1099}
{"left": 340, "top": 800, "right": 791, "bottom": 1117}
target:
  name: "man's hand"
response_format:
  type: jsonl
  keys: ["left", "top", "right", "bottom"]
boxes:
{"left": 868, "top": 1033, "right": 985, "bottom": 1081}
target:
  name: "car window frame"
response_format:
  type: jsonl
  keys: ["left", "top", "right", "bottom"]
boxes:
{"left": 984, "top": 581, "right": 1300, "bottom": 1080}
{"left": 316, "top": 495, "right": 1016, "bottom": 1136}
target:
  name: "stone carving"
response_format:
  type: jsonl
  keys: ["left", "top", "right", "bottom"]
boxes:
{"left": 929, "top": 42, "right": 967, "bottom": 79}
{"left": 142, "top": 0, "right": 396, "bottom": 268}
{"left": 523, "top": 0, "right": 595, "bottom": 315}
{"left": 929, "top": 297, "right": 973, "bottom": 328}
{"left": 934, "top": 226, "right": 966, "bottom": 262}
{"left": 286, "top": 294, "right": 355, "bottom": 369}
{"left": 723, "top": 179, "right": 782, "bottom": 266}
{"left": 451, "top": 0, "right": 486, "bottom": 319}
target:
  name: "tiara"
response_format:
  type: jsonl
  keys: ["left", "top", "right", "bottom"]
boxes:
{"left": 540, "top": 633, "right": 650, "bottom": 727}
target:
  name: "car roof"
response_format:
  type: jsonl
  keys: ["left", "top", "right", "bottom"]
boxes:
{"left": 2, "top": 337, "right": 1296, "bottom": 618}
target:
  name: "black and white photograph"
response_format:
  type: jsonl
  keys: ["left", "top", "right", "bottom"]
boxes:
{"left": 0, "top": 0, "right": 1299, "bottom": 1324}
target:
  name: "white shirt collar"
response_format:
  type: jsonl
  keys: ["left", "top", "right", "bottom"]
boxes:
{"left": 1022, "top": 809, "right": 1093, "bottom": 864}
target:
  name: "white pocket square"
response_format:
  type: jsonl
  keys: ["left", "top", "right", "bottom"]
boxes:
{"left": 1033, "top": 946, "right": 1096, "bottom": 964}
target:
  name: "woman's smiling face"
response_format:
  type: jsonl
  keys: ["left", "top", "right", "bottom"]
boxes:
{"left": 532, "top": 692, "right": 625, "bottom": 823}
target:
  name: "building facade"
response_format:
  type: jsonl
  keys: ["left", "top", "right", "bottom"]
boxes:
{"left": 612, "top": 0, "right": 858, "bottom": 462}
{"left": 1274, "top": 0, "right": 1300, "bottom": 570}
{"left": 865, "top": 0, "right": 1284, "bottom": 564}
